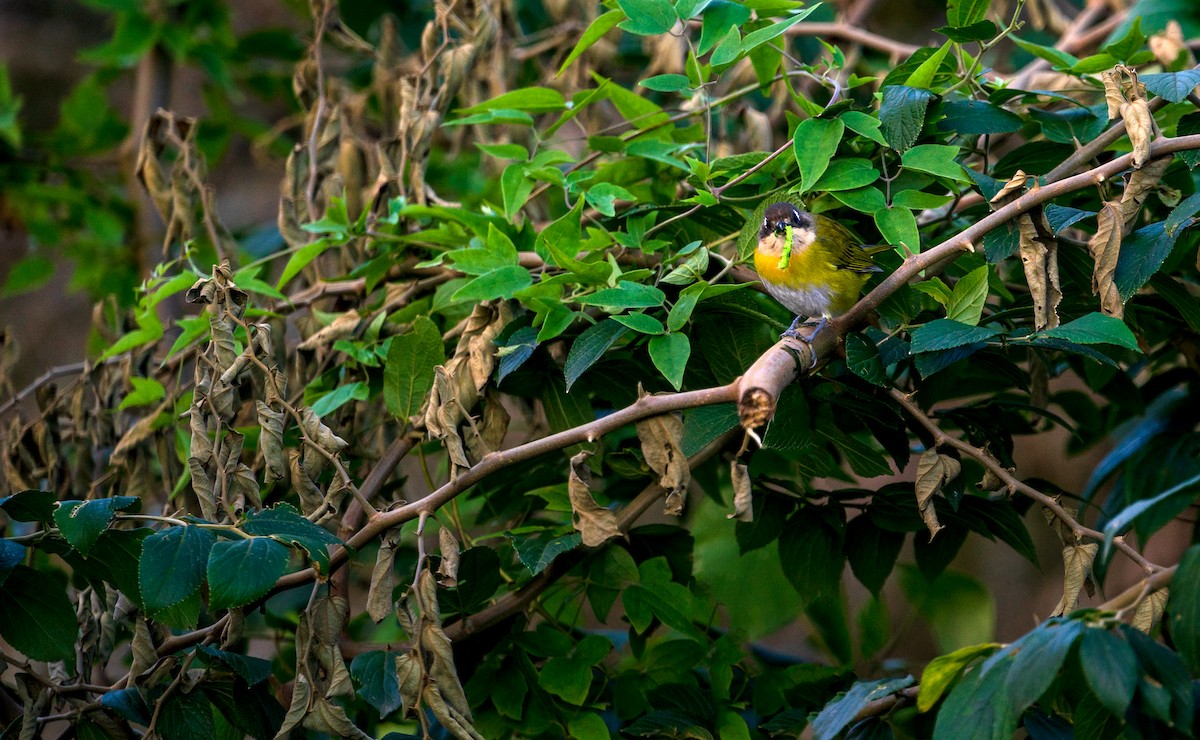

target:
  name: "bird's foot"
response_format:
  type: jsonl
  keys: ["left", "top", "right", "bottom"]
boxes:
{"left": 781, "top": 317, "right": 828, "bottom": 342}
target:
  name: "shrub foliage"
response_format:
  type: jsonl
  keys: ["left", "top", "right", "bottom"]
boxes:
{"left": 2, "top": 0, "right": 1200, "bottom": 738}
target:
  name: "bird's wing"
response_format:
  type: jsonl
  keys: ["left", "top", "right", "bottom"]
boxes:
{"left": 820, "top": 217, "right": 885, "bottom": 274}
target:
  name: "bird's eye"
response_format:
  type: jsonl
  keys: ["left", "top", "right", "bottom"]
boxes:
{"left": 773, "top": 222, "right": 787, "bottom": 234}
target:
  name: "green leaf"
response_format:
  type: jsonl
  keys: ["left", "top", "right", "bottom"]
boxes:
{"left": 1010, "top": 35, "right": 1079, "bottom": 69}
{"left": 242, "top": 504, "right": 342, "bottom": 574}
{"left": 739, "top": 7, "right": 818, "bottom": 56}
{"left": 1165, "top": 190, "right": 1200, "bottom": 236}
{"left": 1100, "top": 471, "right": 1200, "bottom": 563}
{"left": 276, "top": 238, "right": 336, "bottom": 290}
{"left": 578, "top": 281, "right": 666, "bottom": 309}
{"left": 698, "top": 2, "right": 750, "bottom": 55}
{"left": 1115, "top": 221, "right": 1177, "bottom": 300}
{"left": 937, "top": 99, "right": 1023, "bottom": 135}
{"left": 1, "top": 255, "right": 53, "bottom": 296}
{"left": 501, "top": 163, "right": 533, "bottom": 219}
{"left": 639, "top": 74, "right": 692, "bottom": 92}
{"left": 812, "top": 676, "right": 914, "bottom": 740}
{"left": 443, "top": 108, "right": 535, "bottom": 127}
{"left": 910, "top": 319, "right": 1002, "bottom": 352}
{"left": 874, "top": 206, "right": 920, "bottom": 251}
{"left": 879, "top": 85, "right": 935, "bottom": 152}
{"left": 946, "top": 0, "right": 990, "bottom": 27}
{"left": 539, "top": 655, "right": 593, "bottom": 704}
{"left": 840, "top": 110, "right": 888, "bottom": 146}
{"left": 206, "top": 537, "right": 290, "bottom": 611}
{"left": 666, "top": 282, "right": 704, "bottom": 331}
{"left": 1169, "top": 544, "right": 1200, "bottom": 673}
{"left": 511, "top": 532, "right": 582, "bottom": 575}
{"left": 585, "top": 182, "right": 637, "bottom": 217}
{"left": 118, "top": 376, "right": 166, "bottom": 410}
{"left": 453, "top": 265, "right": 532, "bottom": 303}
{"left": 0, "top": 489, "right": 57, "bottom": 522}
{"left": 779, "top": 510, "right": 844, "bottom": 604}
{"left": 458, "top": 86, "right": 567, "bottom": 114}
{"left": 616, "top": 0, "right": 677, "bottom": 36}
{"left": 612, "top": 311, "right": 665, "bottom": 335}
{"left": 649, "top": 332, "right": 691, "bottom": 390}
{"left": 1035, "top": 312, "right": 1139, "bottom": 351}
{"left": 53, "top": 496, "right": 141, "bottom": 556}
{"left": 932, "top": 658, "right": 1016, "bottom": 740}
{"left": 917, "top": 642, "right": 1000, "bottom": 711}
{"left": 568, "top": 712, "right": 611, "bottom": 740}
{"left": 0, "top": 565, "right": 78, "bottom": 662}
{"left": 901, "top": 144, "right": 969, "bottom": 182}
{"left": 498, "top": 326, "right": 538, "bottom": 383}
{"left": 936, "top": 19, "right": 998, "bottom": 42}
{"left": 1005, "top": 619, "right": 1082, "bottom": 715}
{"left": 384, "top": 316, "right": 444, "bottom": 420}
{"left": 1141, "top": 70, "right": 1200, "bottom": 103}
{"left": 946, "top": 265, "right": 988, "bottom": 325}
{"left": 140, "top": 525, "right": 216, "bottom": 611}
{"left": 565, "top": 319, "right": 629, "bottom": 391}
{"left": 710, "top": 26, "right": 742, "bottom": 66}
{"left": 196, "top": 644, "right": 272, "bottom": 686}
{"left": 476, "top": 142, "right": 528, "bottom": 160}
{"left": 794, "top": 118, "right": 845, "bottom": 194}
{"left": 1079, "top": 628, "right": 1138, "bottom": 716}
{"left": 157, "top": 687, "right": 214, "bottom": 740}
{"left": 559, "top": 10, "right": 624, "bottom": 75}
{"left": 845, "top": 333, "right": 888, "bottom": 387}
{"left": 845, "top": 514, "right": 904, "bottom": 594}
{"left": 814, "top": 158, "right": 879, "bottom": 191}
{"left": 905, "top": 41, "right": 953, "bottom": 89}
{"left": 310, "top": 381, "right": 369, "bottom": 418}
{"left": 351, "top": 650, "right": 402, "bottom": 718}
{"left": 1044, "top": 204, "right": 1095, "bottom": 234}
{"left": 0, "top": 539, "right": 22, "bottom": 586}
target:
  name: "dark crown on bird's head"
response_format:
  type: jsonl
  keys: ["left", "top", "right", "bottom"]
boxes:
{"left": 759, "top": 202, "right": 813, "bottom": 240}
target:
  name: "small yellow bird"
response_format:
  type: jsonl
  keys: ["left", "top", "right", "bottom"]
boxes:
{"left": 754, "top": 202, "right": 887, "bottom": 339}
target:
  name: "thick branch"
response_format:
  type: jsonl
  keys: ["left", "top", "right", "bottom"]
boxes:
{"left": 838, "top": 133, "right": 1200, "bottom": 330}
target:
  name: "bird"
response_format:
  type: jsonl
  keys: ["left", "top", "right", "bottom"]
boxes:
{"left": 753, "top": 202, "right": 888, "bottom": 340}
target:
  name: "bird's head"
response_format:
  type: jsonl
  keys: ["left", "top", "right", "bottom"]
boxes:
{"left": 757, "top": 202, "right": 815, "bottom": 256}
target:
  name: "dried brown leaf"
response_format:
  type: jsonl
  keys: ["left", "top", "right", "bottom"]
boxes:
{"left": 289, "top": 449, "right": 325, "bottom": 516}
{"left": 1042, "top": 502, "right": 1079, "bottom": 545}
{"left": 1122, "top": 98, "right": 1154, "bottom": 168}
{"left": 128, "top": 618, "right": 156, "bottom": 680}
{"left": 188, "top": 456, "right": 218, "bottom": 522}
{"left": 307, "top": 697, "right": 372, "bottom": 739}
{"left": 300, "top": 405, "right": 349, "bottom": 455}
{"left": 567, "top": 450, "right": 620, "bottom": 547}
{"left": 437, "top": 527, "right": 460, "bottom": 587}
{"left": 395, "top": 652, "right": 422, "bottom": 717}
{"left": 424, "top": 680, "right": 487, "bottom": 740}
{"left": 423, "top": 621, "right": 473, "bottom": 721}
{"left": 111, "top": 399, "right": 171, "bottom": 464}
{"left": 366, "top": 529, "right": 401, "bottom": 624}
{"left": 274, "top": 673, "right": 313, "bottom": 740}
{"left": 989, "top": 170, "right": 1028, "bottom": 205}
{"left": 1051, "top": 542, "right": 1098, "bottom": 617}
{"left": 728, "top": 461, "right": 752, "bottom": 522}
{"left": 1132, "top": 588, "right": 1169, "bottom": 632}
{"left": 636, "top": 414, "right": 689, "bottom": 516}
{"left": 1101, "top": 69, "right": 1126, "bottom": 120}
{"left": 1018, "top": 212, "right": 1063, "bottom": 330}
{"left": 915, "top": 449, "right": 960, "bottom": 539}
{"left": 1089, "top": 202, "right": 1125, "bottom": 318}
{"left": 1122, "top": 155, "right": 1173, "bottom": 222}
{"left": 1149, "top": 21, "right": 1192, "bottom": 68}
{"left": 298, "top": 312, "right": 361, "bottom": 352}
{"left": 256, "top": 401, "right": 287, "bottom": 485}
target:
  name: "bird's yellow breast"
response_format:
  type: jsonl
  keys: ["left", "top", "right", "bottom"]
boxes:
{"left": 754, "top": 233, "right": 868, "bottom": 318}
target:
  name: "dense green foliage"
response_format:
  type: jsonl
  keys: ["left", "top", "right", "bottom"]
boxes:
{"left": 2, "top": 0, "right": 1200, "bottom": 738}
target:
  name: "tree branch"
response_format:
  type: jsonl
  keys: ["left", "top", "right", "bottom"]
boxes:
{"left": 888, "top": 388, "right": 1164, "bottom": 574}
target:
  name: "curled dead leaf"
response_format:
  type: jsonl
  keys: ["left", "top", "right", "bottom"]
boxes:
{"left": 1122, "top": 98, "right": 1153, "bottom": 169}
{"left": 256, "top": 401, "right": 287, "bottom": 485}
{"left": 1041, "top": 501, "right": 1079, "bottom": 546}
{"left": 1132, "top": 588, "right": 1169, "bottom": 632}
{"left": 437, "top": 527, "right": 460, "bottom": 587}
{"left": 567, "top": 450, "right": 620, "bottom": 547}
{"left": 367, "top": 528, "right": 402, "bottom": 623}
{"left": 989, "top": 170, "right": 1028, "bottom": 205}
{"left": 636, "top": 414, "right": 689, "bottom": 517}
{"left": 298, "top": 312, "right": 361, "bottom": 352}
{"left": 1051, "top": 542, "right": 1098, "bottom": 617}
{"left": 1122, "top": 156, "right": 1173, "bottom": 222}
{"left": 1089, "top": 202, "right": 1125, "bottom": 318}
{"left": 915, "top": 449, "right": 960, "bottom": 539}
{"left": 1149, "top": 21, "right": 1192, "bottom": 68}
{"left": 728, "top": 461, "right": 752, "bottom": 522}
{"left": 1018, "top": 212, "right": 1062, "bottom": 330}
